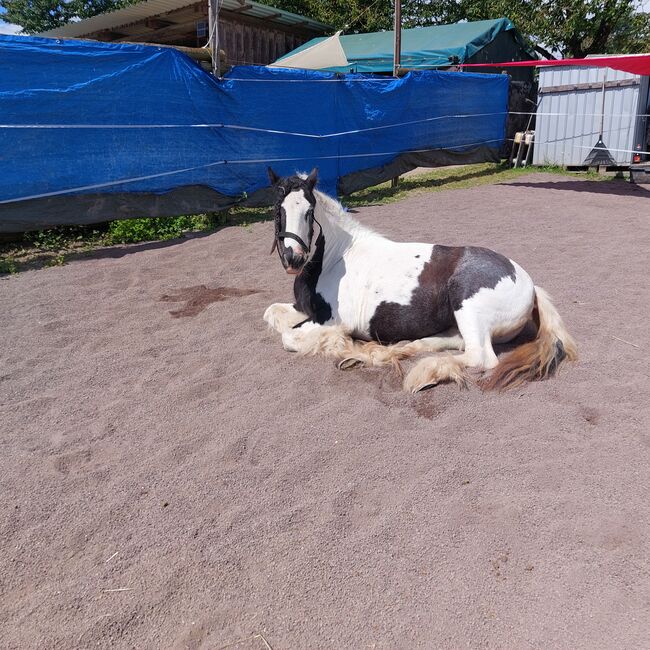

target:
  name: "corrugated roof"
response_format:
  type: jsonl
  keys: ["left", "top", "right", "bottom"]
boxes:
{"left": 38, "top": 0, "right": 330, "bottom": 38}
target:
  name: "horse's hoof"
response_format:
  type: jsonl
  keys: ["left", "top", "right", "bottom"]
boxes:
{"left": 414, "top": 382, "right": 438, "bottom": 393}
{"left": 338, "top": 357, "right": 364, "bottom": 371}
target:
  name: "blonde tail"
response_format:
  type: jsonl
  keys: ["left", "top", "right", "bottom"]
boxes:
{"left": 481, "top": 286, "right": 577, "bottom": 391}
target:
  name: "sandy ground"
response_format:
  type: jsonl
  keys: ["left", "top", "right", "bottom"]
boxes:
{"left": 1, "top": 173, "right": 649, "bottom": 649}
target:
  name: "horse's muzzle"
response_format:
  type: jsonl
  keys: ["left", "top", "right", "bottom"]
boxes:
{"left": 283, "top": 247, "right": 306, "bottom": 274}
{"left": 285, "top": 258, "right": 305, "bottom": 275}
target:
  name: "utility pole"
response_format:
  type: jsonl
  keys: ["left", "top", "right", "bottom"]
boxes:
{"left": 391, "top": 0, "right": 402, "bottom": 188}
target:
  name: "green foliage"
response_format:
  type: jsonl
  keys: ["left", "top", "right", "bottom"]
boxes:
{"left": 252, "top": 0, "right": 650, "bottom": 58}
{"left": 105, "top": 213, "right": 226, "bottom": 244}
{"left": 45, "top": 253, "right": 66, "bottom": 267}
{"left": 256, "top": 0, "right": 393, "bottom": 33}
{"left": 24, "top": 227, "right": 69, "bottom": 250}
{"left": 4, "top": 0, "right": 646, "bottom": 56}
{"left": 0, "top": 257, "right": 18, "bottom": 274}
{"left": 609, "top": 9, "right": 650, "bottom": 53}
{"left": 0, "top": 212, "right": 231, "bottom": 274}
{"left": 435, "top": 0, "right": 650, "bottom": 58}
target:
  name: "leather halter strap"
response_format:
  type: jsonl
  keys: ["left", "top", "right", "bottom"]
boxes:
{"left": 272, "top": 209, "right": 322, "bottom": 267}
{"left": 277, "top": 230, "right": 310, "bottom": 252}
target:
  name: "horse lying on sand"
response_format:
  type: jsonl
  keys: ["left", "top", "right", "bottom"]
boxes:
{"left": 263, "top": 168, "right": 577, "bottom": 393}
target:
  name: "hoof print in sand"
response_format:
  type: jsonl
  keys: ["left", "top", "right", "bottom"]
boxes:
{"left": 490, "top": 551, "right": 510, "bottom": 581}
{"left": 160, "top": 284, "right": 260, "bottom": 318}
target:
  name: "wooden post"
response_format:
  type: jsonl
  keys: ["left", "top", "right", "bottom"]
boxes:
{"left": 393, "top": 0, "right": 401, "bottom": 77}
{"left": 208, "top": 0, "right": 220, "bottom": 76}
{"left": 391, "top": 0, "right": 401, "bottom": 188}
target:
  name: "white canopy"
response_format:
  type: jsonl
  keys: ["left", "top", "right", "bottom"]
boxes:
{"left": 269, "top": 31, "right": 349, "bottom": 70}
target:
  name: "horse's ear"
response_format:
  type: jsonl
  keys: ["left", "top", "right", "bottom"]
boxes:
{"left": 267, "top": 167, "right": 281, "bottom": 186}
{"left": 306, "top": 167, "right": 318, "bottom": 190}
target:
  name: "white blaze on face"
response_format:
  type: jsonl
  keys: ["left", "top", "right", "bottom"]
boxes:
{"left": 281, "top": 189, "right": 311, "bottom": 255}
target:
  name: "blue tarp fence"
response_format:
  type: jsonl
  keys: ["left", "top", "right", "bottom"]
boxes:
{"left": 0, "top": 35, "right": 509, "bottom": 232}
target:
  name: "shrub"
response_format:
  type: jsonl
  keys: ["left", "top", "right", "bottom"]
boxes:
{"left": 106, "top": 213, "right": 228, "bottom": 245}
{"left": 0, "top": 257, "right": 17, "bottom": 274}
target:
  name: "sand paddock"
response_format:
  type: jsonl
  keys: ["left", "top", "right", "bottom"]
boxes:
{"left": 1, "top": 173, "right": 649, "bottom": 649}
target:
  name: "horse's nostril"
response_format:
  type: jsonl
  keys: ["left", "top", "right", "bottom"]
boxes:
{"left": 285, "top": 248, "right": 304, "bottom": 266}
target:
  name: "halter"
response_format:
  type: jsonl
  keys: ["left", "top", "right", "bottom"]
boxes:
{"left": 270, "top": 205, "right": 323, "bottom": 267}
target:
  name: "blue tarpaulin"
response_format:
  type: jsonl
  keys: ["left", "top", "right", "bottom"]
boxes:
{"left": 0, "top": 35, "right": 509, "bottom": 232}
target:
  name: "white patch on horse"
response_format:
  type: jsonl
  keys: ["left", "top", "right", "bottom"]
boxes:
{"left": 459, "top": 262, "right": 534, "bottom": 340}
{"left": 281, "top": 189, "right": 311, "bottom": 254}
{"left": 298, "top": 192, "right": 434, "bottom": 338}
{"left": 335, "top": 240, "right": 434, "bottom": 337}
{"left": 450, "top": 262, "right": 534, "bottom": 370}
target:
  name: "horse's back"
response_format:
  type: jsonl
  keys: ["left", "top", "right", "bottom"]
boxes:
{"left": 365, "top": 243, "right": 534, "bottom": 343}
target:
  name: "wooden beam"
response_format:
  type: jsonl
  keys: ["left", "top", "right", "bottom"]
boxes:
{"left": 538, "top": 78, "right": 640, "bottom": 94}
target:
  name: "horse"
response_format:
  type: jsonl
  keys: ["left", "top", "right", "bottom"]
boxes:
{"left": 263, "top": 168, "right": 577, "bottom": 393}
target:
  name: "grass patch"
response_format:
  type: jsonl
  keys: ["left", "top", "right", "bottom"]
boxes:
{"left": 342, "top": 162, "right": 604, "bottom": 208}
{"left": 0, "top": 163, "right": 613, "bottom": 276}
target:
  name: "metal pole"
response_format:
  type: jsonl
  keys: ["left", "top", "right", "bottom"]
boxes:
{"left": 391, "top": 0, "right": 402, "bottom": 188}
{"left": 209, "top": 0, "right": 220, "bottom": 77}
{"left": 393, "top": 0, "right": 401, "bottom": 77}
{"left": 599, "top": 69, "right": 607, "bottom": 137}
{"left": 208, "top": 0, "right": 213, "bottom": 71}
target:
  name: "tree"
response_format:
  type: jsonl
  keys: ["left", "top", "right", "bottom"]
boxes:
{"left": 2, "top": 0, "right": 68, "bottom": 33}
{"left": 3, "top": 0, "right": 648, "bottom": 57}
{"left": 257, "top": 0, "right": 393, "bottom": 33}
{"left": 260, "top": 0, "right": 650, "bottom": 58}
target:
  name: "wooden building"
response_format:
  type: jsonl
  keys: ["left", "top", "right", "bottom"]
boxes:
{"left": 38, "top": 0, "right": 330, "bottom": 68}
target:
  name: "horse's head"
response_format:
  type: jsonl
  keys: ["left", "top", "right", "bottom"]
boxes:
{"left": 268, "top": 167, "right": 319, "bottom": 275}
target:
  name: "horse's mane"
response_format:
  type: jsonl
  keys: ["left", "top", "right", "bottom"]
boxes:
{"left": 314, "top": 189, "right": 382, "bottom": 242}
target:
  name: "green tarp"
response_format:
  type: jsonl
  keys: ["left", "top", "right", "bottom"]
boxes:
{"left": 274, "top": 18, "right": 535, "bottom": 73}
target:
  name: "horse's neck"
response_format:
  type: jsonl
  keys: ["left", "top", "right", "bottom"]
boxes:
{"left": 314, "top": 191, "right": 381, "bottom": 271}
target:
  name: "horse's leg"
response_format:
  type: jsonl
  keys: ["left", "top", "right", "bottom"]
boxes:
{"left": 337, "top": 328, "right": 464, "bottom": 371}
{"left": 281, "top": 320, "right": 354, "bottom": 358}
{"left": 263, "top": 303, "right": 308, "bottom": 333}
{"left": 403, "top": 309, "right": 498, "bottom": 393}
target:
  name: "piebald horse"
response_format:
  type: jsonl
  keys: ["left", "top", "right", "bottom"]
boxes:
{"left": 263, "top": 168, "right": 576, "bottom": 393}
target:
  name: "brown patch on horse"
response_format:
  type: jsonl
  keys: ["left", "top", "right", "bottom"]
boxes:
{"left": 160, "top": 285, "right": 260, "bottom": 318}
{"left": 368, "top": 246, "right": 464, "bottom": 343}
{"left": 419, "top": 245, "right": 464, "bottom": 288}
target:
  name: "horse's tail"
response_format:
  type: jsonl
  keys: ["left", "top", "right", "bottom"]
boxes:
{"left": 481, "top": 286, "right": 577, "bottom": 391}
